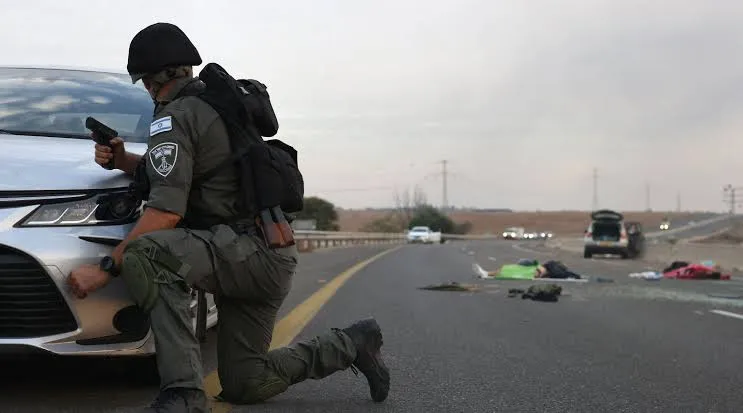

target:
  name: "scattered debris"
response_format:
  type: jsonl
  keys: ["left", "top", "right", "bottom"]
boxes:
{"left": 595, "top": 277, "right": 615, "bottom": 283}
{"left": 507, "top": 288, "right": 525, "bottom": 297}
{"left": 630, "top": 260, "right": 734, "bottom": 281}
{"left": 662, "top": 262, "right": 731, "bottom": 280}
{"left": 508, "top": 284, "right": 562, "bottom": 302}
{"left": 419, "top": 281, "right": 480, "bottom": 292}
{"left": 629, "top": 271, "right": 663, "bottom": 281}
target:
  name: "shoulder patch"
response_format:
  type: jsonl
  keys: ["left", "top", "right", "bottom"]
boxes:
{"left": 150, "top": 116, "right": 173, "bottom": 136}
{"left": 148, "top": 142, "right": 179, "bottom": 177}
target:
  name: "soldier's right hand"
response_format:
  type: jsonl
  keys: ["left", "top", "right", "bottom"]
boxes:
{"left": 94, "top": 136, "right": 126, "bottom": 169}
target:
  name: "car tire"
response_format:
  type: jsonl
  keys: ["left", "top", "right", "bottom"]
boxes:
{"left": 583, "top": 249, "right": 592, "bottom": 259}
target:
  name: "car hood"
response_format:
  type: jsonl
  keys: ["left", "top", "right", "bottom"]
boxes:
{"left": 0, "top": 134, "right": 148, "bottom": 191}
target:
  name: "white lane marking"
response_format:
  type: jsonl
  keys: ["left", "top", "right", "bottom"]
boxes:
{"left": 488, "top": 256, "right": 497, "bottom": 261}
{"left": 710, "top": 309, "right": 743, "bottom": 321}
{"left": 694, "top": 310, "right": 704, "bottom": 316}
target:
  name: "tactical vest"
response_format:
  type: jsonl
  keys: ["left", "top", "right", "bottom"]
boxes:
{"left": 131, "top": 65, "right": 304, "bottom": 233}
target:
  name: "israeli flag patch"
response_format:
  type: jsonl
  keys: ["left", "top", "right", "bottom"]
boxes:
{"left": 150, "top": 116, "right": 173, "bottom": 136}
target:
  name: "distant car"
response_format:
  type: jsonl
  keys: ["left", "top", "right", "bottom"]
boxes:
{"left": 583, "top": 209, "right": 633, "bottom": 259}
{"left": 523, "top": 232, "right": 538, "bottom": 240}
{"left": 538, "top": 231, "right": 554, "bottom": 240}
{"left": 659, "top": 219, "right": 670, "bottom": 230}
{"left": 502, "top": 227, "right": 525, "bottom": 240}
{"left": 406, "top": 226, "right": 441, "bottom": 244}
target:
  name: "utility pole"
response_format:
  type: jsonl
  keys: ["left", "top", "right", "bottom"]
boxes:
{"left": 645, "top": 181, "right": 651, "bottom": 212}
{"left": 723, "top": 185, "right": 743, "bottom": 215}
{"left": 676, "top": 191, "right": 681, "bottom": 213}
{"left": 440, "top": 160, "right": 448, "bottom": 210}
{"left": 592, "top": 167, "right": 598, "bottom": 211}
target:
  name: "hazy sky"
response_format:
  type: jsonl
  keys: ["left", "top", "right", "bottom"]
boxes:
{"left": 1, "top": 0, "right": 742, "bottom": 211}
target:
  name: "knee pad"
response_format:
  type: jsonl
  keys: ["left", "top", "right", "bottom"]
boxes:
{"left": 120, "top": 237, "right": 193, "bottom": 313}
{"left": 120, "top": 248, "right": 161, "bottom": 313}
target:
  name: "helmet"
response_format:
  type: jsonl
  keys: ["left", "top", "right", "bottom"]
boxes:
{"left": 127, "top": 22, "right": 202, "bottom": 84}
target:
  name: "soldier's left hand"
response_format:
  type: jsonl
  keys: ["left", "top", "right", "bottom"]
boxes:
{"left": 68, "top": 264, "right": 112, "bottom": 299}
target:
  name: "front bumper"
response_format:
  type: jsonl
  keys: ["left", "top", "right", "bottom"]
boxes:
{"left": 0, "top": 204, "right": 160, "bottom": 356}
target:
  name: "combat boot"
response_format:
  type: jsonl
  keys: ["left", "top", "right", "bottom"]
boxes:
{"left": 143, "top": 387, "right": 207, "bottom": 413}
{"left": 341, "top": 317, "right": 390, "bottom": 403}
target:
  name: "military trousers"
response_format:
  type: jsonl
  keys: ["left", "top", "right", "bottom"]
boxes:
{"left": 119, "top": 223, "right": 358, "bottom": 404}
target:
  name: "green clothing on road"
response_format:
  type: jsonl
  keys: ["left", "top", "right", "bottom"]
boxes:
{"left": 496, "top": 264, "right": 538, "bottom": 280}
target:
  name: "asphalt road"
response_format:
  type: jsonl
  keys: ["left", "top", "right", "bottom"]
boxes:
{"left": 4, "top": 240, "right": 743, "bottom": 412}
{"left": 648, "top": 213, "right": 735, "bottom": 241}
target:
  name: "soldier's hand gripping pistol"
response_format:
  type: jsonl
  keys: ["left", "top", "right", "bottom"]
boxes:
{"left": 85, "top": 116, "right": 118, "bottom": 170}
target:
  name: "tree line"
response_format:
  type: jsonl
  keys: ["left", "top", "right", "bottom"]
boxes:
{"left": 294, "top": 187, "right": 472, "bottom": 234}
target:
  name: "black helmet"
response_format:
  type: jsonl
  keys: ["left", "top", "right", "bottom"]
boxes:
{"left": 127, "top": 22, "right": 202, "bottom": 84}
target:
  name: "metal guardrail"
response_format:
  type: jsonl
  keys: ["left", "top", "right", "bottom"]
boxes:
{"left": 292, "top": 230, "right": 508, "bottom": 252}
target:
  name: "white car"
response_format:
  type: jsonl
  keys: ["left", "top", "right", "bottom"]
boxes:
{"left": 406, "top": 226, "right": 441, "bottom": 244}
{"left": 502, "top": 227, "right": 525, "bottom": 240}
{"left": 0, "top": 66, "right": 217, "bottom": 360}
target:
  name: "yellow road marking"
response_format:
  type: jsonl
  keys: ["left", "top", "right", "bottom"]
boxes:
{"left": 204, "top": 245, "right": 402, "bottom": 412}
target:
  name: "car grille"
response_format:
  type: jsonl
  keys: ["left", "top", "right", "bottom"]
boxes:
{"left": 0, "top": 246, "right": 78, "bottom": 338}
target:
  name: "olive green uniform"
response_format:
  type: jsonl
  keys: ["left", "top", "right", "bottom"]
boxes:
{"left": 121, "top": 77, "right": 357, "bottom": 404}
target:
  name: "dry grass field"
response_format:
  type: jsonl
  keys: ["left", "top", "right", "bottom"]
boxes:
{"left": 337, "top": 209, "right": 707, "bottom": 236}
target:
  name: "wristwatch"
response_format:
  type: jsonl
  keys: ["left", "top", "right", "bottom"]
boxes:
{"left": 99, "top": 256, "right": 120, "bottom": 277}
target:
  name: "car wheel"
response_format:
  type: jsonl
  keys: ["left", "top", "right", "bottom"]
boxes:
{"left": 583, "top": 249, "right": 592, "bottom": 259}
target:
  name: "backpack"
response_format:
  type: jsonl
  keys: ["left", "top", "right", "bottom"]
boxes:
{"left": 186, "top": 63, "right": 304, "bottom": 215}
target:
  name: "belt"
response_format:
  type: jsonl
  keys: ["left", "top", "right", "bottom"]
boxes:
{"left": 227, "top": 219, "right": 259, "bottom": 235}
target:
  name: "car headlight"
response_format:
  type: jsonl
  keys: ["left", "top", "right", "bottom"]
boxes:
{"left": 18, "top": 191, "right": 141, "bottom": 227}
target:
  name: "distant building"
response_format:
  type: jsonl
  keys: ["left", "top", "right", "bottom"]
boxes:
{"left": 292, "top": 219, "right": 317, "bottom": 231}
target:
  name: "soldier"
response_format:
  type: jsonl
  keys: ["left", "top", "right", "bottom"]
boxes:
{"left": 67, "top": 22, "right": 390, "bottom": 412}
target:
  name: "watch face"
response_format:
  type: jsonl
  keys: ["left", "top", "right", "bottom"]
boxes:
{"left": 101, "top": 256, "right": 114, "bottom": 271}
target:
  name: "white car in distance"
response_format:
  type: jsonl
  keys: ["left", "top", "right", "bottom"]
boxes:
{"left": 406, "top": 226, "right": 441, "bottom": 244}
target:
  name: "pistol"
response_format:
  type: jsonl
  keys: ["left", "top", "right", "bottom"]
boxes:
{"left": 85, "top": 117, "right": 118, "bottom": 170}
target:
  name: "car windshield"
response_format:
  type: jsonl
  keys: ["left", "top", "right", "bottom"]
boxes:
{"left": 411, "top": 227, "right": 428, "bottom": 232}
{"left": 0, "top": 67, "right": 154, "bottom": 143}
